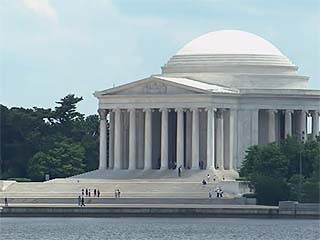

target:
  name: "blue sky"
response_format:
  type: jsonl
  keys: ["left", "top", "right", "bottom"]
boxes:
{"left": 1, "top": 0, "right": 319, "bottom": 115}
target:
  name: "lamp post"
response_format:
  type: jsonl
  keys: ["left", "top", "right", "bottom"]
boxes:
{"left": 298, "top": 131, "right": 305, "bottom": 202}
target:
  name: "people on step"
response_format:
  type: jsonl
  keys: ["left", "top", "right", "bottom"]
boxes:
{"left": 215, "top": 187, "right": 224, "bottom": 198}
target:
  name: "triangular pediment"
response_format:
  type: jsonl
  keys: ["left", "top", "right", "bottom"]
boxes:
{"left": 95, "top": 76, "right": 211, "bottom": 97}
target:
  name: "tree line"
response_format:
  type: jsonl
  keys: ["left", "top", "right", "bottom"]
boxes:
{"left": 1, "top": 94, "right": 99, "bottom": 181}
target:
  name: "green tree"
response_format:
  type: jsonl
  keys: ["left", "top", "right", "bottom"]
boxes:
{"left": 240, "top": 137, "right": 320, "bottom": 204}
{"left": 1, "top": 105, "right": 53, "bottom": 178}
{"left": 28, "top": 138, "right": 86, "bottom": 180}
{"left": 240, "top": 143, "right": 288, "bottom": 179}
{"left": 1, "top": 94, "right": 99, "bottom": 181}
{"left": 253, "top": 175, "right": 289, "bottom": 205}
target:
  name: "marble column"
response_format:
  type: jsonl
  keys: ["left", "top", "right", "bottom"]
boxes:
{"left": 191, "top": 108, "right": 199, "bottom": 169}
{"left": 206, "top": 107, "right": 215, "bottom": 169}
{"left": 144, "top": 108, "right": 152, "bottom": 170}
{"left": 176, "top": 108, "right": 184, "bottom": 169}
{"left": 228, "top": 109, "right": 236, "bottom": 170}
{"left": 267, "top": 109, "right": 277, "bottom": 143}
{"left": 300, "top": 110, "right": 307, "bottom": 142}
{"left": 251, "top": 109, "right": 259, "bottom": 145}
{"left": 160, "top": 108, "right": 169, "bottom": 170}
{"left": 216, "top": 109, "right": 224, "bottom": 170}
{"left": 312, "top": 111, "right": 319, "bottom": 140}
{"left": 98, "top": 109, "right": 107, "bottom": 170}
{"left": 128, "top": 109, "right": 136, "bottom": 170}
{"left": 185, "top": 111, "right": 192, "bottom": 168}
{"left": 284, "top": 110, "right": 293, "bottom": 138}
{"left": 109, "top": 111, "right": 115, "bottom": 169}
{"left": 114, "top": 108, "right": 122, "bottom": 170}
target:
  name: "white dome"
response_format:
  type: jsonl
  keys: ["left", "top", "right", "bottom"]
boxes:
{"left": 177, "top": 30, "right": 283, "bottom": 56}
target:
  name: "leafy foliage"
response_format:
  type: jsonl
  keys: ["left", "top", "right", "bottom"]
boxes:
{"left": 1, "top": 94, "right": 99, "bottom": 181}
{"left": 28, "top": 138, "right": 85, "bottom": 180}
{"left": 240, "top": 137, "right": 320, "bottom": 204}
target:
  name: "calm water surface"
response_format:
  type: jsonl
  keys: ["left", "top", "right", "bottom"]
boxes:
{"left": 0, "top": 217, "right": 319, "bottom": 240}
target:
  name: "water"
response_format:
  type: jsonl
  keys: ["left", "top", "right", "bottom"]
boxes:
{"left": 0, "top": 217, "right": 319, "bottom": 240}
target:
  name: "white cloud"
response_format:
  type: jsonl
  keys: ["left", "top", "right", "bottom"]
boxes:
{"left": 22, "top": 0, "right": 58, "bottom": 24}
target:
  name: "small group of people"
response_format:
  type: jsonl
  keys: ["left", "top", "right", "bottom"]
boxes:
{"left": 114, "top": 189, "right": 121, "bottom": 198}
{"left": 202, "top": 173, "right": 225, "bottom": 185}
{"left": 215, "top": 187, "right": 224, "bottom": 198}
{"left": 81, "top": 188, "right": 100, "bottom": 198}
{"left": 202, "top": 174, "right": 215, "bottom": 185}
{"left": 208, "top": 187, "right": 224, "bottom": 198}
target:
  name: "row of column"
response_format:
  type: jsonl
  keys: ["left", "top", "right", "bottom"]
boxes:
{"left": 99, "top": 108, "right": 319, "bottom": 170}
{"left": 267, "top": 109, "right": 319, "bottom": 142}
{"left": 98, "top": 107, "right": 234, "bottom": 171}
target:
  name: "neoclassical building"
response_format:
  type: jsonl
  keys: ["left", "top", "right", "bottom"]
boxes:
{"left": 94, "top": 30, "right": 320, "bottom": 179}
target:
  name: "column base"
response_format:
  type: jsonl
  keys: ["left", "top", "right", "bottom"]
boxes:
{"left": 160, "top": 167, "right": 169, "bottom": 171}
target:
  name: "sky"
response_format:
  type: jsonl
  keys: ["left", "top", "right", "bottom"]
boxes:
{"left": 1, "top": 0, "right": 320, "bottom": 116}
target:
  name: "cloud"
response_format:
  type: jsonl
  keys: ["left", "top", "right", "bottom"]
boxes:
{"left": 22, "top": 0, "right": 58, "bottom": 24}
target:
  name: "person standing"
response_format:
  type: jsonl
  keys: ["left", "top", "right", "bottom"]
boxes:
{"left": 219, "top": 188, "right": 224, "bottom": 198}
{"left": 88, "top": 189, "right": 91, "bottom": 197}
{"left": 81, "top": 189, "right": 84, "bottom": 196}
{"left": 78, "top": 195, "right": 81, "bottom": 206}
{"left": 81, "top": 196, "right": 85, "bottom": 207}
{"left": 178, "top": 166, "right": 182, "bottom": 177}
{"left": 97, "top": 189, "right": 100, "bottom": 198}
{"left": 215, "top": 187, "right": 220, "bottom": 198}
{"left": 85, "top": 189, "right": 88, "bottom": 197}
{"left": 4, "top": 197, "right": 8, "bottom": 207}
{"left": 114, "top": 189, "right": 118, "bottom": 198}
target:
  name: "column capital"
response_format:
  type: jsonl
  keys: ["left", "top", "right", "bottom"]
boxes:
{"left": 216, "top": 108, "right": 225, "bottom": 118}
{"left": 175, "top": 107, "right": 185, "bottom": 113}
{"left": 112, "top": 108, "right": 121, "bottom": 113}
{"left": 285, "top": 109, "right": 294, "bottom": 114}
{"left": 204, "top": 107, "right": 217, "bottom": 112}
{"left": 127, "top": 108, "right": 136, "bottom": 113}
{"left": 311, "top": 110, "right": 320, "bottom": 116}
{"left": 98, "top": 109, "right": 107, "bottom": 120}
{"left": 159, "top": 107, "right": 168, "bottom": 112}
{"left": 143, "top": 108, "right": 152, "bottom": 113}
{"left": 267, "top": 109, "right": 277, "bottom": 114}
{"left": 300, "top": 109, "right": 308, "bottom": 114}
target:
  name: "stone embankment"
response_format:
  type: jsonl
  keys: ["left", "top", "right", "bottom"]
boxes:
{"left": 0, "top": 201, "right": 318, "bottom": 219}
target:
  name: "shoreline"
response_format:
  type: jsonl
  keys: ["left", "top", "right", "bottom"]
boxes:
{"left": 1, "top": 204, "right": 319, "bottom": 219}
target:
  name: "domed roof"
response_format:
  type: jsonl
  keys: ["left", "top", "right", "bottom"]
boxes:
{"left": 177, "top": 30, "right": 283, "bottom": 56}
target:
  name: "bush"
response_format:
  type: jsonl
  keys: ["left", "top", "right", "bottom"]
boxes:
{"left": 302, "top": 180, "right": 320, "bottom": 203}
{"left": 253, "top": 175, "right": 289, "bottom": 206}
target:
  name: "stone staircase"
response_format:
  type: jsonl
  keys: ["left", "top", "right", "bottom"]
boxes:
{"left": 0, "top": 169, "right": 249, "bottom": 199}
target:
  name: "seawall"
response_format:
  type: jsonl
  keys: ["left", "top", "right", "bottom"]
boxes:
{"left": 0, "top": 204, "right": 319, "bottom": 219}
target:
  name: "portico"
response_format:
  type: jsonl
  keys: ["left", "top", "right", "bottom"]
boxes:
{"left": 94, "top": 30, "right": 320, "bottom": 179}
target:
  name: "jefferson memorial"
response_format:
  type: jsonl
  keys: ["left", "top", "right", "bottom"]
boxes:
{"left": 94, "top": 30, "right": 320, "bottom": 180}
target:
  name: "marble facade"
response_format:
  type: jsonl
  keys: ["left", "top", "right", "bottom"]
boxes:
{"left": 94, "top": 30, "right": 320, "bottom": 179}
